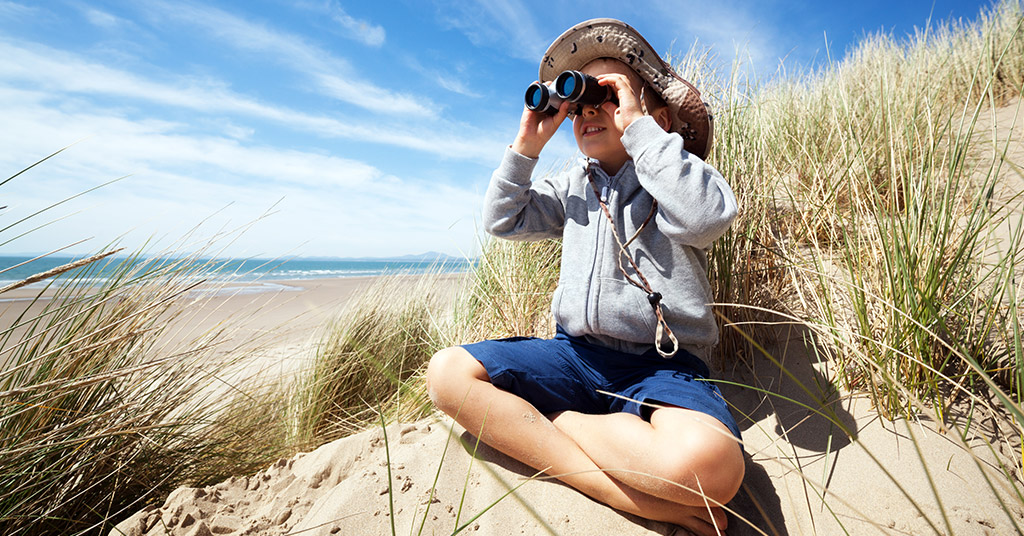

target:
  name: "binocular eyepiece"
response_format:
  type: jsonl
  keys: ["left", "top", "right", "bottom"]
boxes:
{"left": 524, "top": 70, "right": 617, "bottom": 115}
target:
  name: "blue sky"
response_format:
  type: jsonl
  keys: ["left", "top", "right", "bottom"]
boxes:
{"left": 0, "top": 0, "right": 997, "bottom": 259}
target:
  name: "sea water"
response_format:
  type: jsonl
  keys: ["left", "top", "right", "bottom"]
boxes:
{"left": 0, "top": 255, "right": 474, "bottom": 296}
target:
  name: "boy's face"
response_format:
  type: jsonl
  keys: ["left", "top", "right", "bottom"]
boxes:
{"left": 571, "top": 58, "right": 646, "bottom": 174}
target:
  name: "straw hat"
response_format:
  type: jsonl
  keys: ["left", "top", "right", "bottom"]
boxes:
{"left": 539, "top": 18, "right": 713, "bottom": 160}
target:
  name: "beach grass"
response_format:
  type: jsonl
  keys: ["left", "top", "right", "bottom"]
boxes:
{"left": 0, "top": 155, "right": 299, "bottom": 534}
{"left": 288, "top": 271, "right": 457, "bottom": 446}
{"left": 0, "top": 249, "right": 294, "bottom": 535}
{"left": 704, "top": 0, "right": 1024, "bottom": 420}
{"left": 692, "top": 0, "right": 1024, "bottom": 531}
{"left": 286, "top": 236, "right": 561, "bottom": 445}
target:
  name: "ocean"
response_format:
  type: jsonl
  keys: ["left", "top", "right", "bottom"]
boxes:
{"left": 0, "top": 255, "right": 475, "bottom": 291}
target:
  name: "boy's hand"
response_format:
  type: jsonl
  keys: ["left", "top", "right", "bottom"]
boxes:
{"left": 596, "top": 73, "right": 645, "bottom": 134}
{"left": 511, "top": 90, "right": 569, "bottom": 159}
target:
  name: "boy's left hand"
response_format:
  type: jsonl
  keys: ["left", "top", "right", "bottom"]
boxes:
{"left": 596, "top": 73, "right": 645, "bottom": 134}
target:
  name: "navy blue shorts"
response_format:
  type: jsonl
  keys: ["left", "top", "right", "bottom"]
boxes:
{"left": 461, "top": 327, "right": 740, "bottom": 439}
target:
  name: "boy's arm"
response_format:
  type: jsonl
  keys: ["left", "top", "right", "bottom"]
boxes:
{"left": 622, "top": 116, "right": 738, "bottom": 250}
{"left": 483, "top": 101, "right": 572, "bottom": 241}
{"left": 482, "top": 147, "right": 570, "bottom": 241}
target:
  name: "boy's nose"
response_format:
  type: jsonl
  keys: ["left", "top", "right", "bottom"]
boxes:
{"left": 581, "top": 104, "right": 599, "bottom": 116}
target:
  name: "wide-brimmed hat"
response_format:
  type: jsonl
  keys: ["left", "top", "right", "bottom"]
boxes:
{"left": 539, "top": 18, "right": 713, "bottom": 160}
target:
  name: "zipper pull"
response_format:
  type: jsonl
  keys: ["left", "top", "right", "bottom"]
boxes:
{"left": 600, "top": 185, "right": 609, "bottom": 203}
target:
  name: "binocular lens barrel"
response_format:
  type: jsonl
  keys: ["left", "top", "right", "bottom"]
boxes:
{"left": 555, "top": 71, "right": 613, "bottom": 107}
{"left": 523, "top": 71, "right": 616, "bottom": 115}
{"left": 524, "top": 81, "right": 563, "bottom": 115}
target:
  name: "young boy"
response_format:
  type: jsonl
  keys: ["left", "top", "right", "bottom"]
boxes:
{"left": 427, "top": 19, "right": 743, "bottom": 535}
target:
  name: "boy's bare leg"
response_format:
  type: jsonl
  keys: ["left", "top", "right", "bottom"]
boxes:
{"left": 426, "top": 347, "right": 727, "bottom": 535}
{"left": 548, "top": 407, "right": 745, "bottom": 507}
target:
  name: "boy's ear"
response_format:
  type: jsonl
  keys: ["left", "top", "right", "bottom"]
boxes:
{"left": 653, "top": 106, "right": 672, "bottom": 132}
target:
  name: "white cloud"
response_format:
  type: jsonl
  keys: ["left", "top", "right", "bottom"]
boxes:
{"left": 141, "top": 0, "right": 427, "bottom": 116}
{"left": 0, "top": 1, "right": 35, "bottom": 19}
{"left": 0, "top": 89, "right": 483, "bottom": 257}
{"left": 81, "top": 7, "right": 125, "bottom": 29}
{"left": 403, "top": 55, "right": 482, "bottom": 98}
{"left": 313, "top": 73, "right": 437, "bottom": 117}
{"left": 0, "top": 92, "right": 385, "bottom": 188}
{"left": 327, "top": 3, "right": 385, "bottom": 47}
{"left": 649, "top": 0, "right": 787, "bottom": 78}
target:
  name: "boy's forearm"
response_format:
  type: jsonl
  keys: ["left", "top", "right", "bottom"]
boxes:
{"left": 511, "top": 135, "right": 544, "bottom": 159}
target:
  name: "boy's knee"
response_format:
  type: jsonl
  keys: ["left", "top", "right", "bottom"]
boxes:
{"left": 425, "top": 347, "right": 456, "bottom": 406}
{"left": 425, "top": 346, "right": 485, "bottom": 413}
{"left": 665, "top": 430, "right": 745, "bottom": 505}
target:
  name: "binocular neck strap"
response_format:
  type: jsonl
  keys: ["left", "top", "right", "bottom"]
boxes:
{"left": 586, "top": 167, "right": 679, "bottom": 358}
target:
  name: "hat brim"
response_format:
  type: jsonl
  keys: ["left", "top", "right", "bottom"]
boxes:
{"left": 539, "top": 18, "right": 713, "bottom": 160}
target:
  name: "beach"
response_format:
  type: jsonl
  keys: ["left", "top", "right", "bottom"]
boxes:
{"left": 5, "top": 254, "right": 1021, "bottom": 535}
{"left": 0, "top": 276, "right": 374, "bottom": 374}
{"left": 1, "top": 272, "right": 466, "bottom": 352}
{"left": 99, "top": 272, "right": 1023, "bottom": 536}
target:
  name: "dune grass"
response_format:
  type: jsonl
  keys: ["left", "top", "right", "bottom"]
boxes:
{"left": 692, "top": 0, "right": 1024, "bottom": 531}
{"left": 703, "top": 0, "right": 1024, "bottom": 420}
{"left": 288, "top": 271, "right": 458, "bottom": 446}
{"left": 0, "top": 154, "right": 298, "bottom": 534}
{"left": 0, "top": 250, "right": 296, "bottom": 535}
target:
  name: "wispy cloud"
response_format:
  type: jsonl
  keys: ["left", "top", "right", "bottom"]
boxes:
{"left": 0, "top": 40, "right": 505, "bottom": 162}
{"left": 433, "top": 0, "right": 547, "bottom": 62}
{"left": 402, "top": 55, "right": 482, "bottom": 98}
{"left": 649, "top": 0, "right": 799, "bottom": 78}
{"left": 79, "top": 6, "right": 127, "bottom": 29}
{"left": 326, "top": 2, "right": 386, "bottom": 47}
{"left": 312, "top": 73, "right": 437, "bottom": 116}
{"left": 0, "top": 1, "right": 35, "bottom": 19}
{"left": 141, "top": 0, "right": 431, "bottom": 117}
{"left": 291, "top": 0, "right": 386, "bottom": 47}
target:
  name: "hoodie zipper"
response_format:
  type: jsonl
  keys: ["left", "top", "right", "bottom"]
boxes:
{"left": 586, "top": 167, "right": 617, "bottom": 334}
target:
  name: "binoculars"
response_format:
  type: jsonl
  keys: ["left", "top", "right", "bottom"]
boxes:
{"left": 524, "top": 70, "right": 618, "bottom": 115}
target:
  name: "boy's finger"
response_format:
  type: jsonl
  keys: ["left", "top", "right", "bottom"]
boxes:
{"left": 542, "top": 100, "right": 571, "bottom": 133}
{"left": 598, "top": 74, "right": 642, "bottom": 109}
{"left": 555, "top": 100, "right": 571, "bottom": 121}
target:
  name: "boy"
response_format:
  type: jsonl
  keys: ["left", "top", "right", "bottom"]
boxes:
{"left": 427, "top": 19, "right": 743, "bottom": 535}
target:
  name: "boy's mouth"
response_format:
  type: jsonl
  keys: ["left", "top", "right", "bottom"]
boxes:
{"left": 582, "top": 126, "right": 605, "bottom": 137}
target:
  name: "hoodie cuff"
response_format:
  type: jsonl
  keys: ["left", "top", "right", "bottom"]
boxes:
{"left": 621, "top": 115, "right": 673, "bottom": 158}
{"left": 499, "top": 145, "right": 540, "bottom": 185}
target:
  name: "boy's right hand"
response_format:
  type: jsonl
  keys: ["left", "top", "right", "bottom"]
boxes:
{"left": 511, "top": 94, "right": 569, "bottom": 159}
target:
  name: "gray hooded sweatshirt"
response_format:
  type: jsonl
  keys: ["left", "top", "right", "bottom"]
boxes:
{"left": 483, "top": 116, "right": 738, "bottom": 359}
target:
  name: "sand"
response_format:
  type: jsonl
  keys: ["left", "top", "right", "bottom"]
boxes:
{"left": 108, "top": 99, "right": 1024, "bottom": 535}
{"left": 108, "top": 327, "right": 1024, "bottom": 536}
{"left": 103, "top": 293, "right": 1024, "bottom": 535}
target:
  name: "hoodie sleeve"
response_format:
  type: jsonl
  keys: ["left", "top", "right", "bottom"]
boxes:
{"left": 621, "top": 116, "right": 737, "bottom": 250}
{"left": 481, "top": 146, "right": 570, "bottom": 241}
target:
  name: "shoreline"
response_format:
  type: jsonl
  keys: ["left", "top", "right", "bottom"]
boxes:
{"left": 0, "top": 270, "right": 472, "bottom": 303}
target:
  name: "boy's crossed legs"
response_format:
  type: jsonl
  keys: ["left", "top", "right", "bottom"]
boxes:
{"left": 426, "top": 346, "right": 744, "bottom": 536}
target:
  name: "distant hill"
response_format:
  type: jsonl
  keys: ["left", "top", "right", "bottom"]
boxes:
{"left": 298, "top": 252, "right": 472, "bottom": 263}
